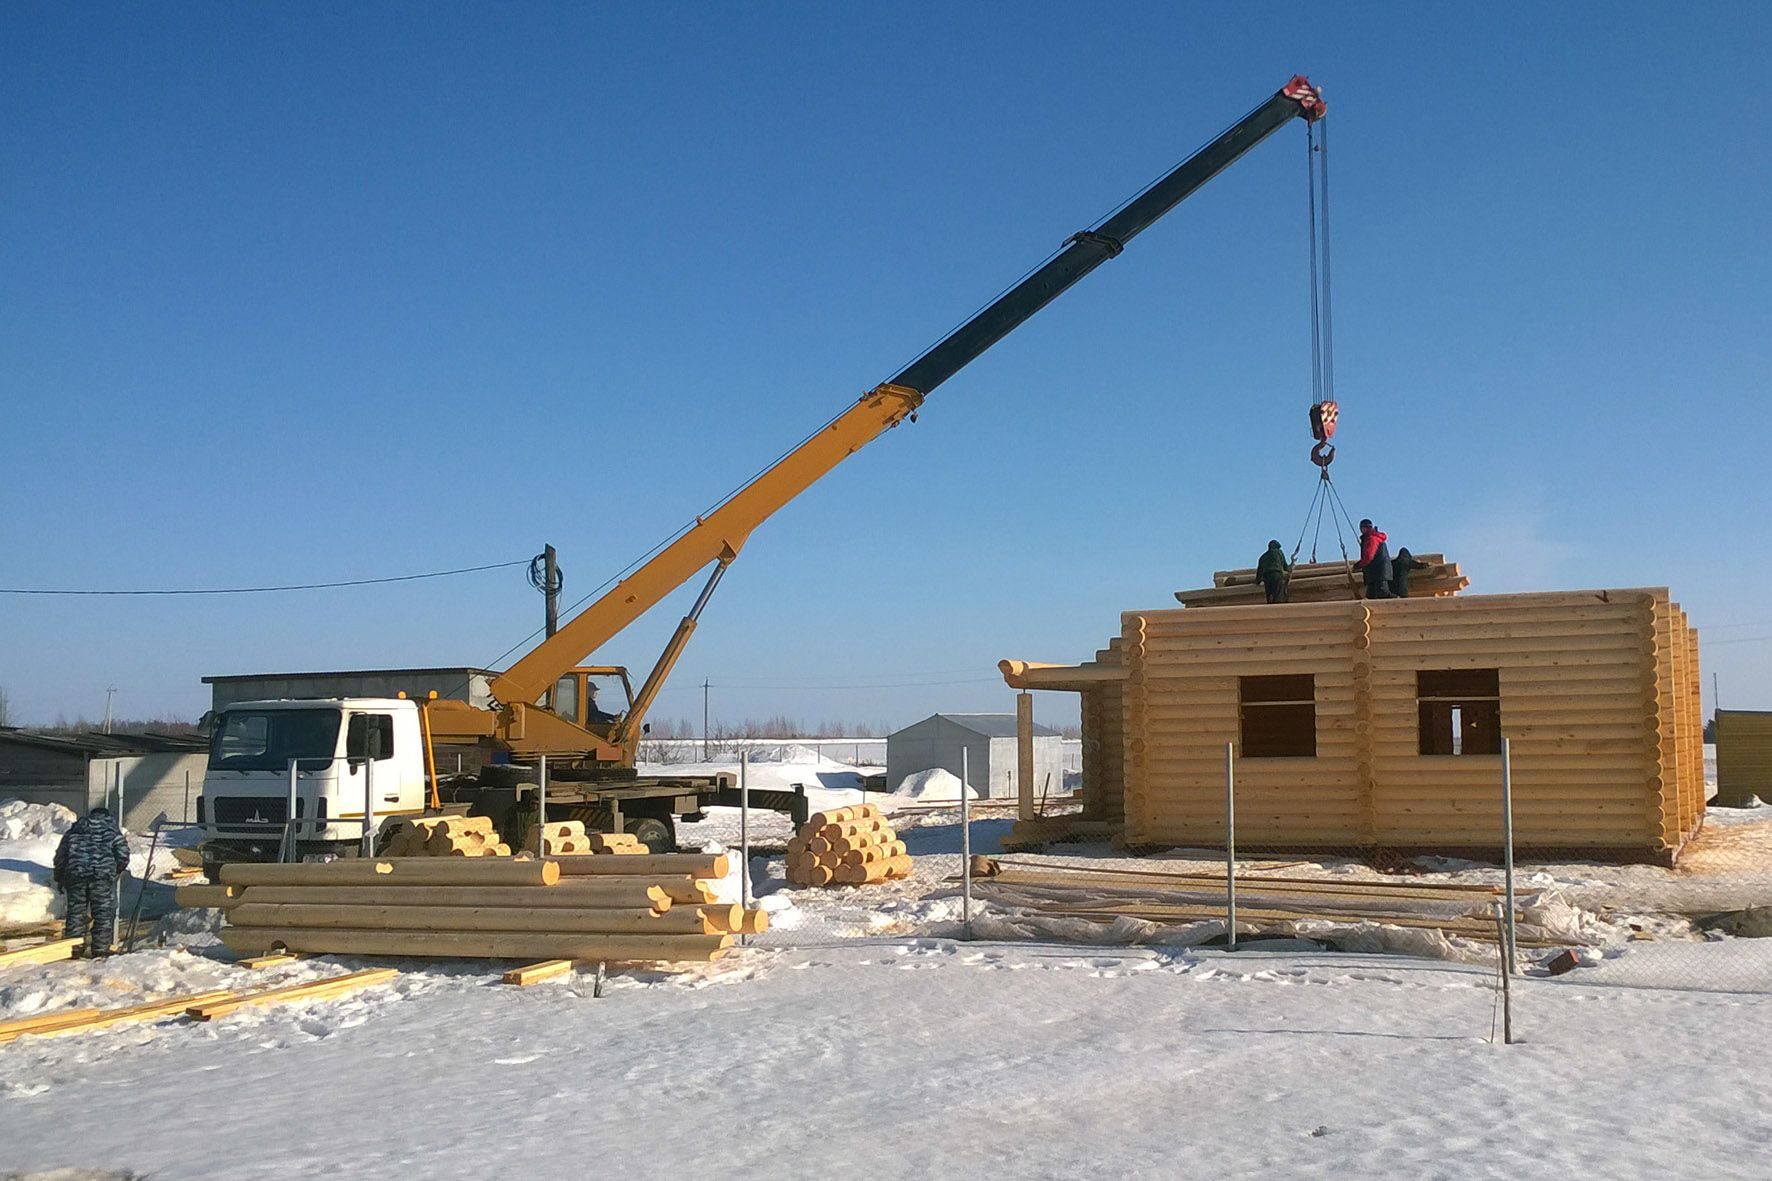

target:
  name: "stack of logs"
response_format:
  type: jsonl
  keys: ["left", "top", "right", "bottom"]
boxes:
{"left": 583, "top": 831, "right": 646, "bottom": 855}
{"left": 192, "top": 854, "right": 766, "bottom": 963}
{"left": 522, "top": 821, "right": 592, "bottom": 856}
{"left": 1173, "top": 553, "right": 1468, "bottom": 608}
{"left": 382, "top": 816, "right": 512, "bottom": 858}
{"left": 786, "top": 804, "right": 912, "bottom": 887}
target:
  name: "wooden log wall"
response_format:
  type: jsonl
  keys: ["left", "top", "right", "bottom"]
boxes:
{"left": 1079, "top": 640, "right": 1125, "bottom": 822}
{"left": 1715, "top": 709, "right": 1772, "bottom": 808}
{"left": 1112, "top": 588, "right": 1704, "bottom": 862}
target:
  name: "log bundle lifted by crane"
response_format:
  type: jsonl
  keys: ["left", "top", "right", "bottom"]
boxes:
{"left": 1174, "top": 555, "right": 1470, "bottom": 608}
{"left": 419, "top": 77, "right": 1329, "bottom": 783}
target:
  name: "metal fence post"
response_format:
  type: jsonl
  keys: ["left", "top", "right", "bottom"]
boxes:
{"left": 960, "top": 747, "right": 973, "bottom": 940}
{"left": 183, "top": 769, "right": 192, "bottom": 825}
{"left": 1501, "top": 735, "right": 1517, "bottom": 975}
{"left": 114, "top": 762, "right": 125, "bottom": 921}
{"left": 1493, "top": 900, "right": 1514, "bottom": 1044}
{"left": 1225, "top": 741, "right": 1237, "bottom": 951}
{"left": 739, "top": 749, "right": 751, "bottom": 947}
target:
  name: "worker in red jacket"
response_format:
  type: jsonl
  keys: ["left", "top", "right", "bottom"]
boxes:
{"left": 1354, "top": 519, "right": 1395, "bottom": 600}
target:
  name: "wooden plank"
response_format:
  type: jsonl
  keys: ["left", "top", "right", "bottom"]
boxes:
{"left": 174, "top": 885, "right": 242, "bottom": 909}
{"left": 186, "top": 968, "right": 399, "bottom": 1021}
{"left": 219, "top": 926, "right": 733, "bottom": 963}
{"left": 547, "top": 853, "right": 728, "bottom": 880}
{"left": 0, "top": 989, "right": 236, "bottom": 1042}
{"left": 237, "top": 952, "right": 301, "bottom": 970}
{"left": 235, "top": 882, "right": 672, "bottom": 911}
{"left": 227, "top": 902, "right": 709, "bottom": 934}
{"left": 0, "top": 937, "right": 84, "bottom": 968}
{"left": 0, "top": 1007, "right": 104, "bottom": 1041}
{"left": 503, "top": 959, "right": 576, "bottom": 986}
{"left": 220, "top": 859, "right": 560, "bottom": 888}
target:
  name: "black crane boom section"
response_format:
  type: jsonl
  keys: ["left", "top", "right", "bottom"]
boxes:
{"left": 888, "top": 77, "right": 1324, "bottom": 398}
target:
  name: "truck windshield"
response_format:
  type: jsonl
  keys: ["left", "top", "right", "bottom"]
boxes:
{"left": 209, "top": 709, "right": 341, "bottom": 772}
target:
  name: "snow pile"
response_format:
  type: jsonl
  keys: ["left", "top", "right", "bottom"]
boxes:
{"left": 151, "top": 905, "right": 227, "bottom": 947}
{"left": 0, "top": 799, "right": 78, "bottom": 928}
{"left": 639, "top": 747, "right": 869, "bottom": 793}
{"left": 890, "top": 768, "right": 978, "bottom": 803}
{"left": 0, "top": 800, "right": 76, "bottom": 842}
{"left": 739, "top": 743, "right": 825, "bottom": 764}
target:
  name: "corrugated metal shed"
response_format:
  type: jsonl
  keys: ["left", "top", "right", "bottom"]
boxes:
{"left": 887, "top": 713, "right": 1063, "bottom": 800}
{"left": 0, "top": 728, "right": 208, "bottom": 825}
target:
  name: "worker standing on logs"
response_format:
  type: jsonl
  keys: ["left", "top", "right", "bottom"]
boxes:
{"left": 52, "top": 805, "right": 131, "bottom": 958}
{"left": 1256, "top": 540, "right": 1292, "bottom": 603}
{"left": 1390, "top": 547, "right": 1428, "bottom": 598}
{"left": 1354, "top": 519, "right": 1395, "bottom": 600}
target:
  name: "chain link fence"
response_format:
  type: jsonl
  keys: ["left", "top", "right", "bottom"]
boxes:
{"left": 711, "top": 730, "right": 1772, "bottom": 1041}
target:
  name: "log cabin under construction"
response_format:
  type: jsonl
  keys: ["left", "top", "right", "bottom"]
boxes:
{"left": 1001, "top": 586, "right": 1705, "bottom": 864}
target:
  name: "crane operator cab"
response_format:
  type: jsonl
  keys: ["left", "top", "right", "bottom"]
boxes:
{"left": 545, "top": 667, "right": 632, "bottom": 734}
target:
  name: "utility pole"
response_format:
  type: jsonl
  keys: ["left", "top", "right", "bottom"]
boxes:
{"left": 702, "top": 679, "right": 710, "bottom": 759}
{"left": 543, "top": 544, "right": 559, "bottom": 638}
{"left": 1714, "top": 672, "right": 1720, "bottom": 712}
{"left": 103, "top": 687, "right": 116, "bottom": 734}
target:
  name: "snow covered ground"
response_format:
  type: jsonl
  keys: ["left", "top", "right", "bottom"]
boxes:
{"left": 6, "top": 775, "right": 1772, "bottom": 1178}
{"left": 3, "top": 940, "right": 1772, "bottom": 1179}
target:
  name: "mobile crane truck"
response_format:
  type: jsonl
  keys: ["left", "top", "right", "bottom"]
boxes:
{"left": 198, "top": 77, "right": 1326, "bottom": 866}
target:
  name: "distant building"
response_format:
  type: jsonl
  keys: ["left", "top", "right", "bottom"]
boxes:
{"left": 0, "top": 728, "right": 208, "bottom": 827}
{"left": 202, "top": 667, "right": 494, "bottom": 715}
{"left": 886, "top": 713, "right": 1063, "bottom": 800}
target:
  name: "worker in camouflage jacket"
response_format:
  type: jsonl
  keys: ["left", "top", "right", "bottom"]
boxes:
{"left": 1256, "top": 540, "right": 1292, "bottom": 603}
{"left": 53, "top": 805, "right": 131, "bottom": 957}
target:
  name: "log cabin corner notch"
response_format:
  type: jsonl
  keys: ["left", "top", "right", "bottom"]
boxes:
{"left": 1001, "top": 588, "right": 1704, "bottom": 865}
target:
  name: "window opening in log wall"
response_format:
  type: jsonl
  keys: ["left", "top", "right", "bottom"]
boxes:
{"left": 1239, "top": 674, "right": 1316, "bottom": 758}
{"left": 1417, "top": 669, "right": 1501, "bottom": 756}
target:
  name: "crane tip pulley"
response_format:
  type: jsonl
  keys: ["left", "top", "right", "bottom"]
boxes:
{"left": 1282, "top": 76, "right": 1327, "bottom": 121}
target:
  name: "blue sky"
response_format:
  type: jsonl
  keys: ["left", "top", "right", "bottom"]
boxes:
{"left": 3, "top": 4, "right": 1768, "bottom": 730}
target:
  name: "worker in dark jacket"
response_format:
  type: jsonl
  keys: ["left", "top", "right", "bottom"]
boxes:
{"left": 1256, "top": 540, "right": 1291, "bottom": 603}
{"left": 53, "top": 806, "right": 131, "bottom": 957}
{"left": 1390, "top": 547, "right": 1429, "bottom": 598}
{"left": 1354, "top": 519, "right": 1394, "bottom": 600}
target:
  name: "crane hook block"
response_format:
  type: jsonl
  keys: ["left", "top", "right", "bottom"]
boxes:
{"left": 1282, "top": 76, "right": 1327, "bottom": 122}
{"left": 1309, "top": 400, "right": 1339, "bottom": 442}
{"left": 1311, "top": 440, "right": 1336, "bottom": 468}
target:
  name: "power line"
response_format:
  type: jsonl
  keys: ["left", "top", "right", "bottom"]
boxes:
{"left": 0, "top": 559, "right": 531, "bottom": 596}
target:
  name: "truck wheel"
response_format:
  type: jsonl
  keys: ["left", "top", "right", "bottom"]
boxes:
{"left": 624, "top": 816, "right": 676, "bottom": 855}
{"left": 479, "top": 764, "right": 536, "bottom": 789}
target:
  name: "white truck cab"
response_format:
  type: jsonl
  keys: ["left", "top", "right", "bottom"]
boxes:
{"left": 199, "top": 698, "right": 427, "bottom": 865}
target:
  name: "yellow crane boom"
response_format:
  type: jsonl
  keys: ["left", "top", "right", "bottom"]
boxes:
{"left": 427, "top": 76, "right": 1326, "bottom": 770}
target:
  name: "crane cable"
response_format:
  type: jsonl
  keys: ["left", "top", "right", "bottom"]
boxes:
{"left": 1288, "top": 115, "right": 1357, "bottom": 588}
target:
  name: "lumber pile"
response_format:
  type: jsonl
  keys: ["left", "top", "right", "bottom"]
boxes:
{"left": 973, "top": 859, "right": 1579, "bottom": 948}
{"left": 1002, "top": 816, "right": 1122, "bottom": 852}
{"left": 214, "top": 855, "right": 765, "bottom": 963}
{"left": 1174, "top": 554, "right": 1468, "bottom": 608}
{"left": 583, "top": 831, "right": 647, "bottom": 855}
{"left": 0, "top": 970, "right": 401, "bottom": 1044}
{"left": 785, "top": 805, "right": 911, "bottom": 887}
{"left": 521, "top": 820, "right": 592, "bottom": 856}
{"left": 382, "top": 815, "right": 513, "bottom": 858}
{"left": 0, "top": 937, "right": 84, "bottom": 969}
